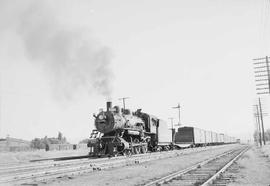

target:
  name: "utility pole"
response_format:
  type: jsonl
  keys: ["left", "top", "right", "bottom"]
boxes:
{"left": 253, "top": 56, "right": 269, "bottom": 146}
{"left": 254, "top": 104, "right": 262, "bottom": 146}
{"left": 172, "top": 103, "right": 181, "bottom": 126}
{"left": 168, "top": 117, "right": 175, "bottom": 142}
{"left": 258, "top": 98, "right": 266, "bottom": 145}
{"left": 118, "top": 97, "right": 130, "bottom": 110}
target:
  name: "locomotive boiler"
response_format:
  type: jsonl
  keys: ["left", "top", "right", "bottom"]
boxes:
{"left": 95, "top": 102, "right": 144, "bottom": 134}
{"left": 88, "top": 101, "right": 172, "bottom": 156}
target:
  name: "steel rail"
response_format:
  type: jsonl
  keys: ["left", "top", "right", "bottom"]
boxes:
{"left": 144, "top": 146, "right": 248, "bottom": 186}
{"left": 201, "top": 146, "right": 250, "bottom": 186}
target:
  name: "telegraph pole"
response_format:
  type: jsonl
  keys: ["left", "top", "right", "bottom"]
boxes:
{"left": 253, "top": 56, "right": 270, "bottom": 146}
{"left": 258, "top": 98, "right": 266, "bottom": 145}
{"left": 118, "top": 97, "right": 130, "bottom": 110}
{"left": 255, "top": 104, "right": 262, "bottom": 146}
{"left": 172, "top": 103, "right": 181, "bottom": 126}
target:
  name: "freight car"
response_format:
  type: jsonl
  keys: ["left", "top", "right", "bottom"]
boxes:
{"left": 174, "top": 127, "right": 237, "bottom": 147}
{"left": 88, "top": 102, "right": 173, "bottom": 156}
{"left": 174, "top": 127, "right": 205, "bottom": 147}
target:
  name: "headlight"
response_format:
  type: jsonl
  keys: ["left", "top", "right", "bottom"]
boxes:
{"left": 98, "top": 115, "right": 104, "bottom": 120}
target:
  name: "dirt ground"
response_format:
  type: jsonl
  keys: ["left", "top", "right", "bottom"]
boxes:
{"left": 6, "top": 144, "right": 270, "bottom": 186}
{"left": 39, "top": 144, "right": 241, "bottom": 186}
{"left": 0, "top": 149, "right": 90, "bottom": 164}
{"left": 226, "top": 144, "right": 270, "bottom": 186}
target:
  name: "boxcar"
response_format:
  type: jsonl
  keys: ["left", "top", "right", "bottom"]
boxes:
{"left": 205, "top": 130, "right": 212, "bottom": 144}
{"left": 157, "top": 119, "right": 172, "bottom": 145}
{"left": 224, "top": 134, "right": 229, "bottom": 143}
{"left": 217, "top": 134, "right": 222, "bottom": 144}
{"left": 175, "top": 127, "right": 206, "bottom": 147}
{"left": 211, "top": 132, "right": 218, "bottom": 144}
{"left": 220, "top": 133, "right": 225, "bottom": 143}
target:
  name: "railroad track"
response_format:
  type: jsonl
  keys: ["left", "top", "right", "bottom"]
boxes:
{"left": 0, "top": 144, "right": 241, "bottom": 185}
{"left": 0, "top": 145, "right": 236, "bottom": 185}
{"left": 144, "top": 145, "right": 249, "bottom": 186}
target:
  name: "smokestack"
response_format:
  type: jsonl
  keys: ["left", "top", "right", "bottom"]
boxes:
{"left": 107, "top": 101, "right": 112, "bottom": 112}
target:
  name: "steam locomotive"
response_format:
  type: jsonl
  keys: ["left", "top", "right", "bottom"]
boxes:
{"left": 87, "top": 102, "right": 172, "bottom": 156}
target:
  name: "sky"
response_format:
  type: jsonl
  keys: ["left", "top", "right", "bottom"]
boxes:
{"left": 0, "top": 0, "right": 270, "bottom": 143}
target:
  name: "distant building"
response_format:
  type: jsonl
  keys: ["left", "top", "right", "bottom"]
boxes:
{"left": 0, "top": 137, "right": 31, "bottom": 152}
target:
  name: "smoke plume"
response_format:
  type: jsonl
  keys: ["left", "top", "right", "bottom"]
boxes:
{"left": 2, "top": 1, "right": 114, "bottom": 100}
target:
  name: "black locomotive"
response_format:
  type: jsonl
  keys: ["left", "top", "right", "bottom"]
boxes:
{"left": 87, "top": 102, "right": 172, "bottom": 156}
